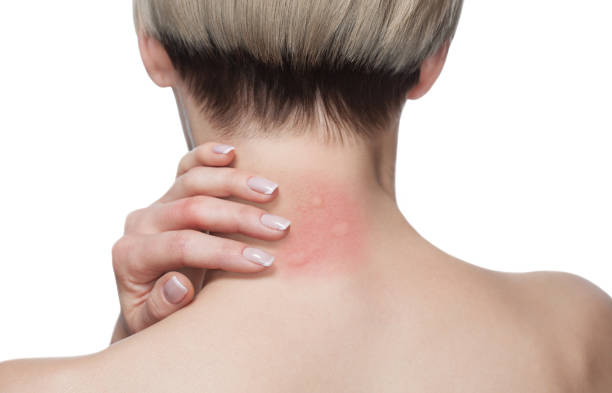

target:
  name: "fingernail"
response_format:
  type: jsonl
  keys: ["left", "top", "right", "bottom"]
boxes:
{"left": 261, "top": 214, "right": 291, "bottom": 231}
{"left": 243, "top": 247, "right": 275, "bottom": 267}
{"left": 164, "top": 276, "right": 188, "bottom": 304}
{"left": 212, "top": 144, "right": 235, "bottom": 154}
{"left": 247, "top": 176, "right": 278, "bottom": 195}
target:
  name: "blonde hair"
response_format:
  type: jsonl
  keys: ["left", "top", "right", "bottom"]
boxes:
{"left": 134, "top": 0, "right": 463, "bottom": 142}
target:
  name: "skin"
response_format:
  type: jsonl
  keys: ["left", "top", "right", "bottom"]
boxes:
{"left": 2, "top": 31, "right": 612, "bottom": 393}
{"left": 108, "top": 142, "right": 292, "bottom": 341}
{"left": 274, "top": 174, "right": 369, "bottom": 276}
{"left": 212, "top": 145, "right": 377, "bottom": 280}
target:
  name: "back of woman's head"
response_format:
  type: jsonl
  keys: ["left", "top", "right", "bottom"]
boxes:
{"left": 134, "top": 0, "right": 463, "bottom": 143}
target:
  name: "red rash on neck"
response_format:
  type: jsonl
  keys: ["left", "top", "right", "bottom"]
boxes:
{"left": 274, "top": 176, "right": 370, "bottom": 278}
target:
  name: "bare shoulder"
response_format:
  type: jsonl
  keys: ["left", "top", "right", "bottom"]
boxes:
{"left": 514, "top": 271, "right": 612, "bottom": 334}
{"left": 505, "top": 270, "right": 612, "bottom": 391}
{"left": 0, "top": 355, "right": 94, "bottom": 393}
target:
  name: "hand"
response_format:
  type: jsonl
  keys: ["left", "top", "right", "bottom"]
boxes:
{"left": 110, "top": 142, "right": 290, "bottom": 343}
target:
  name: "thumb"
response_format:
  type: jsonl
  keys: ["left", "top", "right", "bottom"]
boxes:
{"left": 142, "top": 272, "right": 195, "bottom": 328}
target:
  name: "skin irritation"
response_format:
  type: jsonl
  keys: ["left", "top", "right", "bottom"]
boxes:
{"left": 273, "top": 176, "right": 370, "bottom": 279}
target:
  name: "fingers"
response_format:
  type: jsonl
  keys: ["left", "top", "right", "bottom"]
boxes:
{"left": 156, "top": 166, "right": 278, "bottom": 204}
{"left": 138, "top": 195, "right": 291, "bottom": 240}
{"left": 176, "top": 142, "right": 236, "bottom": 177}
{"left": 114, "top": 230, "right": 275, "bottom": 280}
{"left": 114, "top": 141, "right": 284, "bottom": 337}
{"left": 141, "top": 272, "right": 195, "bottom": 329}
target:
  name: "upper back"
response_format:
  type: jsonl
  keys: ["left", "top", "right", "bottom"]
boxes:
{"left": 81, "top": 252, "right": 611, "bottom": 393}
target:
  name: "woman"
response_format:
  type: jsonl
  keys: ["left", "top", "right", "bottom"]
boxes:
{"left": 1, "top": 0, "right": 611, "bottom": 391}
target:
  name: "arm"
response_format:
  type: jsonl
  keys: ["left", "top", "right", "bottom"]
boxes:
{"left": 519, "top": 271, "right": 612, "bottom": 390}
{"left": 110, "top": 312, "right": 131, "bottom": 344}
{"left": 583, "top": 279, "right": 612, "bottom": 392}
{"left": 109, "top": 142, "right": 289, "bottom": 343}
{"left": 539, "top": 271, "right": 612, "bottom": 391}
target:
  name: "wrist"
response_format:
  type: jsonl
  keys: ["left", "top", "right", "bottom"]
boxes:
{"left": 110, "top": 311, "right": 131, "bottom": 345}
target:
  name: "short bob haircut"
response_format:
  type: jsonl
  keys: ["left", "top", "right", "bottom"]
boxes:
{"left": 134, "top": 0, "right": 463, "bottom": 143}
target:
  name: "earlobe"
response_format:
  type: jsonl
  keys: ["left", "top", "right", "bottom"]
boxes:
{"left": 137, "top": 31, "right": 177, "bottom": 88}
{"left": 406, "top": 40, "right": 451, "bottom": 100}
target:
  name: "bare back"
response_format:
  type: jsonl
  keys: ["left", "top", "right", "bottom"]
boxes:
{"left": 80, "top": 237, "right": 606, "bottom": 392}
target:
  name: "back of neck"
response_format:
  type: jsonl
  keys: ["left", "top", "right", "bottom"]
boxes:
{"left": 200, "top": 134, "right": 415, "bottom": 280}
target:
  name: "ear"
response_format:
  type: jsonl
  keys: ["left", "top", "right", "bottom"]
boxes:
{"left": 137, "top": 31, "right": 177, "bottom": 88}
{"left": 406, "top": 40, "right": 451, "bottom": 100}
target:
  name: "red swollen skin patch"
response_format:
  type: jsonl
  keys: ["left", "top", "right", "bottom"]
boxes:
{"left": 274, "top": 177, "right": 369, "bottom": 279}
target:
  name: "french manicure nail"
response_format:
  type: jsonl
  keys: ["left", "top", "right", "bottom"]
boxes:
{"left": 243, "top": 247, "right": 275, "bottom": 267}
{"left": 247, "top": 176, "right": 278, "bottom": 195}
{"left": 212, "top": 144, "right": 235, "bottom": 154}
{"left": 164, "top": 276, "right": 188, "bottom": 304}
{"left": 261, "top": 214, "right": 291, "bottom": 231}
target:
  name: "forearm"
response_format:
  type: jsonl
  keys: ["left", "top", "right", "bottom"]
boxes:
{"left": 110, "top": 312, "right": 131, "bottom": 345}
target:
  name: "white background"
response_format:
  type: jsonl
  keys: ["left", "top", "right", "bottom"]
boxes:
{"left": 0, "top": 2, "right": 610, "bottom": 362}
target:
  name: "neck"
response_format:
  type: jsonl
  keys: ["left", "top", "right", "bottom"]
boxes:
{"left": 177, "top": 91, "right": 426, "bottom": 279}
